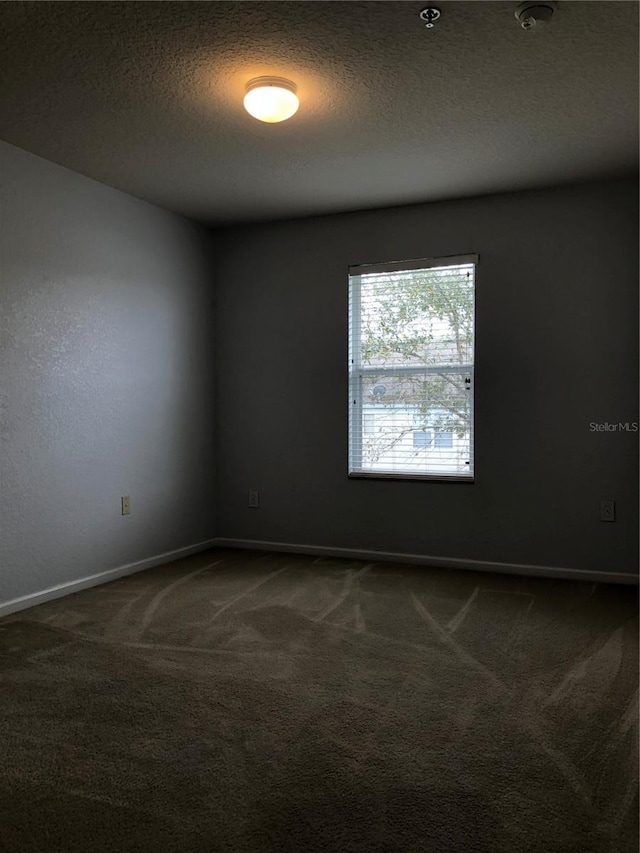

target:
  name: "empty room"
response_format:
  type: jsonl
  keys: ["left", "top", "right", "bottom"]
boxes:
{"left": 0, "top": 1, "right": 638, "bottom": 851}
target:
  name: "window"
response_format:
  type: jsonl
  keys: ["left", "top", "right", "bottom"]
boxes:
{"left": 412, "top": 429, "right": 432, "bottom": 449}
{"left": 348, "top": 254, "right": 476, "bottom": 480}
{"left": 434, "top": 431, "right": 453, "bottom": 449}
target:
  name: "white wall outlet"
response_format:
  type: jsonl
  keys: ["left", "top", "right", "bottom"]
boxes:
{"left": 600, "top": 500, "right": 615, "bottom": 522}
{"left": 248, "top": 490, "right": 259, "bottom": 509}
{"left": 121, "top": 495, "right": 131, "bottom": 516}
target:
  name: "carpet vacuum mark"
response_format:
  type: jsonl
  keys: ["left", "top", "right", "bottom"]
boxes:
{"left": 0, "top": 549, "right": 637, "bottom": 852}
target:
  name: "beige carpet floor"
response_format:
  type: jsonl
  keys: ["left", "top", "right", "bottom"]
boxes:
{"left": 0, "top": 549, "right": 637, "bottom": 852}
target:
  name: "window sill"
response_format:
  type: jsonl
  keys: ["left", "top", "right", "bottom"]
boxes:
{"left": 348, "top": 472, "right": 474, "bottom": 483}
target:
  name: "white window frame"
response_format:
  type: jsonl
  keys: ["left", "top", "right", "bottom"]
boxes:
{"left": 348, "top": 253, "right": 477, "bottom": 482}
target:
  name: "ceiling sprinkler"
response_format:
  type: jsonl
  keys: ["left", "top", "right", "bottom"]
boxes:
{"left": 419, "top": 7, "right": 441, "bottom": 29}
{"left": 514, "top": 1, "right": 558, "bottom": 30}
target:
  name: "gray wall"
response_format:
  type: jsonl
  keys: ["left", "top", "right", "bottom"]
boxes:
{"left": 0, "top": 142, "right": 216, "bottom": 604}
{"left": 214, "top": 179, "right": 639, "bottom": 576}
{"left": 1, "top": 148, "right": 636, "bottom": 596}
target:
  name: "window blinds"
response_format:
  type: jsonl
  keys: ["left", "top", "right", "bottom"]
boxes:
{"left": 348, "top": 255, "right": 477, "bottom": 480}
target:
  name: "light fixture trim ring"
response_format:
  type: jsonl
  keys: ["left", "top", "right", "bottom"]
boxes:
{"left": 245, "top": 76, "right": 298, "bottom": 95}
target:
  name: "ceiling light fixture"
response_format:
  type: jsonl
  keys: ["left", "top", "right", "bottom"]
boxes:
{"left": 243, "top": 77, "right": 299, "bottom": 123}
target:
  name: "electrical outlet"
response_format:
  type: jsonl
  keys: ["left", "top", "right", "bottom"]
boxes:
{"left": 121, "top": 495, "right": 131, "bottom": 516}
{"left": 248, "top": 490, "right": 259, "bottom": 509}
{"left": 600, "top": 500, "right": 615, "bottom": 522}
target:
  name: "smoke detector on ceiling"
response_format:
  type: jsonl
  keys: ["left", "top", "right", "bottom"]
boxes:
{"left": 514, "top": 1, "right": 558, "bottom": 30}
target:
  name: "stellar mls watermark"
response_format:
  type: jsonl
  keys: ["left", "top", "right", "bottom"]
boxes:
{"left": 590, "top": 422, "right": 638, "bottom": 432}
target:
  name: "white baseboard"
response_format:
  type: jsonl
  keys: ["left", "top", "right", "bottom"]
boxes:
{"left": 214, "top": 537, "right": 639, "bottom": 585}
{"left": 2, "top": 535, "right": 635, "bottom": 619}
{"left": 0, "top": 539, "right": 218, "bottom": 618}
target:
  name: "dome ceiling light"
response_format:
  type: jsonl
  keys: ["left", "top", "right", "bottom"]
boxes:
{"left": 243, "top": 77, "right": 299, "bottom": 123}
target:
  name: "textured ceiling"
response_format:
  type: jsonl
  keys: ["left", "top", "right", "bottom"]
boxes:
{"left": 1, "top": 1, "right": 638, "bottom": 225}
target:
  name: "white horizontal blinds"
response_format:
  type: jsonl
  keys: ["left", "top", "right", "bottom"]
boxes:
{"left": 348, "top": 257, "right": 475, "bottom": 478}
